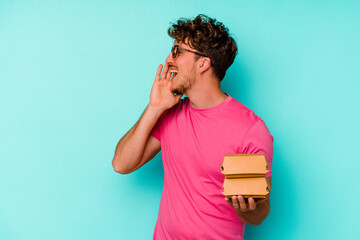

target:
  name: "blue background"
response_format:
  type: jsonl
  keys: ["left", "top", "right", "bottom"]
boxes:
{"left": 1, "top": 1, "right": 359, "bottom": 239}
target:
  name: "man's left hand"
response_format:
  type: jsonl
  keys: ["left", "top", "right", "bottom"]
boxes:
{"left": 225, "top": 195, "right": 266, "bottom": 212}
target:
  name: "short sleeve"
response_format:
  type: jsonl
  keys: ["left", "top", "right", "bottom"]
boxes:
{"left": 241, "top": 120, "right": 274, "bottom": 177}
{"left": 150, "top": 110, "right": 167, "bottom": 142}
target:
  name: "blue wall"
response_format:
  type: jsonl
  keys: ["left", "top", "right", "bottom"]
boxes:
{"left": 1, "top": 1, "right": 359, "bottom": 239}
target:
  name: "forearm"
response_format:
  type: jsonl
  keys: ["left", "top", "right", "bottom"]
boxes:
{"left": 235, "top": 199, "right": 270, "bottom": 225}
{"left": 112, "top": 104, "right": 164, "bottom": 173}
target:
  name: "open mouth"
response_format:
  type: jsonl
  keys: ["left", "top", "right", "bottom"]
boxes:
{"left": 170, "top": 68, "right": 178, "bottom": 81}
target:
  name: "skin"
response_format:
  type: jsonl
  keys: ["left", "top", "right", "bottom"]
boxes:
{"left": 164, "top": 41, "right": 228, "bottom": 109}
{"left": 112, "top": 40, "right": 271, "bottom": 225}
{"left": 225, "top": 178, "right": 271, "bottom": 225}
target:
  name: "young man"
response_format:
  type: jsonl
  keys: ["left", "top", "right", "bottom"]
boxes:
{"left": 112, "top": 15, "right": 273, "bottom": 239}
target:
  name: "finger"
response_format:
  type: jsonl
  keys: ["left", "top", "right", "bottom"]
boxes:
{"left": 155, "top": 64, "right": 163, "bottom": 81}
{"left": 237, "top": 196, "right": 247, "bottom": 211}
{"left": 161, "top": 63, "right": 169, "bottom": 80}
{"left": 225, "top": 197, "right": 232, "bottom": 206}
{"left": 166, "top": 67, "right": 171, "bottom": 81}
{"left": 231, "top": 196, "right": 239, "bottom": 209}
{"left": 248, "top": 198, "right": 256, "bottom": 211}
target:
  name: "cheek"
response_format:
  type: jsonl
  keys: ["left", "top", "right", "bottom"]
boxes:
{"left": 191, "top": 63, "right": 197, "bottom": 74}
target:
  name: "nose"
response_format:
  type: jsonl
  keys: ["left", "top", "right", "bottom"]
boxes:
{"left": 166, "top": 52, "right": 174, "bottom": 65}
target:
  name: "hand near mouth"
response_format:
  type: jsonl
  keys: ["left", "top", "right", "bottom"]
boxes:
{"left": 149, "top": 63, "right": 183, "bottom": 111}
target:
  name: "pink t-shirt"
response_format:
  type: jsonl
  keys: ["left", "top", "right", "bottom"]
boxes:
{"left": 150, "top": 94, "right": 273, "bottom": 240}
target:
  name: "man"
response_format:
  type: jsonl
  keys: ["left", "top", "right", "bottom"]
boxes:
{"left": 112, "top": 15, "right": 273, "bottom": 240}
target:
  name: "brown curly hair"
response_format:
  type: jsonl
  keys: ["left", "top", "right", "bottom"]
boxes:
{"left": 168, "top": 14, "right": 237, "bottom": 81}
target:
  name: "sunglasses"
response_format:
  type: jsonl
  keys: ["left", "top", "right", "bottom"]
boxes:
{"left": 170, "top": 45, "right": 208, "bottom": 59}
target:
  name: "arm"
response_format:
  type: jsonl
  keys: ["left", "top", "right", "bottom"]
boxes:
{"left": 225, "top": 119, "right": 274, "bottom": 225}
{"left": 112, "top": 105, "right": 163, "bottom": 174}
{"left": 225, "top": 177, "right": 272, "bottom": 225}
{"left": 112, "top": 63, "right": 183, "bottom": 174}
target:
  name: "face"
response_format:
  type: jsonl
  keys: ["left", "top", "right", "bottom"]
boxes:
{"left": 165, "top": 42, "right": 198, "bottom": 95}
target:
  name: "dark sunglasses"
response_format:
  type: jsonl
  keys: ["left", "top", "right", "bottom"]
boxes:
{"left": 171, "top": 45, "right": 208, "bottom": 59}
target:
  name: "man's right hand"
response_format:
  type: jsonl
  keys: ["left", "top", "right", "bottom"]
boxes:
{"left": 149, "top": 63, "right": 183, "bottom": 111}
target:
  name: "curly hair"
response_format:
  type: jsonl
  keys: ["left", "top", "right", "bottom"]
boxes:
{"left": 168, "top": 14, "right": 237, "bottom": 81}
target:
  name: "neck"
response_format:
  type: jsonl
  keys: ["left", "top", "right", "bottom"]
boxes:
{"left": 186, "top": 77, "right": 228, "bottom": 109}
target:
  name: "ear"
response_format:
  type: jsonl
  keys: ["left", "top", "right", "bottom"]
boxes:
{"left": 198, "top": 58, "right": 211, "bottom": 73}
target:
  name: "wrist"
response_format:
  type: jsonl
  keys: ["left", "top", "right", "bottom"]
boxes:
{"left": 146, "top": 104, "right": 166, "bottom": 116}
